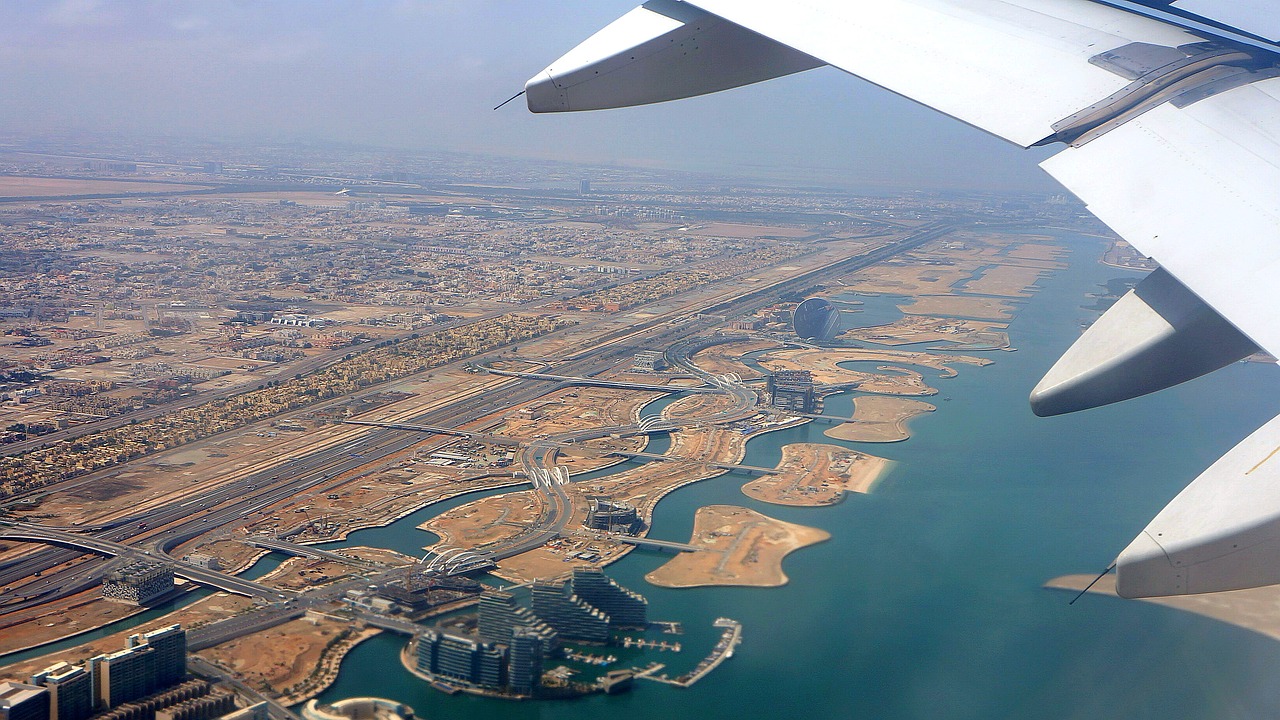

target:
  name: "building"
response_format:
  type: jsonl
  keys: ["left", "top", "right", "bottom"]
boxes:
{"left": 506, "top": 628, "right": 545, "bottom": 697}
{"left": 530, "top": 581, "right": 610, "bottom": 644}
{"left": 87, "top": 625, "right": 187, "bottom": 709}
{"left": 578, "top": 179, "right": 591, "bottom": 195}
{"left": 102, "top": 562, "right": 174, "bottom": 605}
{"left": 791, "top": 297, "right": 840, "bottom": 341}
{"left": 584, "top": 499, "right": 641, "bottom": 533}
{"left": 415, "top": 631, "right": 505, "bottom": 690}
{"left": 29, "top": 663, "right": 92, "bottom": 720}
{"left": 767, "top": 369, "right": 816, "bottom": 413}
{"left": 570, "top": 568, "right": 648, "bottom": 629}
{"left": 0, "top": 682, "right": 49, "bottom": 720}
{"left": 476, "top": 591, "right": 556, "bottom": 646}
{"left": 630, "top": 350, "right": 665, "bottom": 373}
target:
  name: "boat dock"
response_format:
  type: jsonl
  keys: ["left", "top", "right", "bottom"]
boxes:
{"left": 622, "top": 637, "right": 681, "bottom": 652}
{"left": 637, "top": 618, "right": 741, "bottom": 688}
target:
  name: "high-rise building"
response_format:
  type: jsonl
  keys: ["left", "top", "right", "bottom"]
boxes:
{"left": 791, "top": 297, "right": 840, "bottom": 341}
{"left": 0, "top": 682, "right": 49, "bottom": 720}
{"left": 139, "top": 626, "right": 187, "bottom": 688}
{"left": 530, "top": 581, "right": 609, "bottom": 643}
{"left": 767, "top": 369, "right": 817, "bottom": 413}
{"left": 415, "top": 630, "right": 506, "bottom": 690}
{"left": 506, "top": 628, "right": 544, "bottom": 697}
{"left": 29, "top": 664, "right": 91, "bottom": 720}
{"left": 570, "top": 568, "right": 648, "bottom": 629}
{"left": 584, "top": 499, "right": 641, "bottom": 533}
{"left": 476, "top": 591, "right": 557, "bottom": 646}
{"left": 88, "top": 625, "right": 186, "bottom": 709}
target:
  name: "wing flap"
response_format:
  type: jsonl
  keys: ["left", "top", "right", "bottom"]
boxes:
{"left": 1041, "top": 76, "right": 1280, "bottom": 358}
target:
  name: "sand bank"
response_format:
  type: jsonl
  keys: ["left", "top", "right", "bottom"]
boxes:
{"left": 824, "top": 396, "right": 936, "bottom": 443}
{"left": 645, "top": 505, "right": 829, "bottom": 588}
{"left": 742, "top": 443, "right": 893, "bottom": 506}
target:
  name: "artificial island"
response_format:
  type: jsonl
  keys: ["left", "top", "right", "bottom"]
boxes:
{"left": 0, "top": 141, "right": 1094, "bottom": 717}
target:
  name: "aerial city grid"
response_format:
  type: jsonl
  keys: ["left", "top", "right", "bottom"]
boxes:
{"left": 0, "top": 127, "right": 1274, "bottom": 720}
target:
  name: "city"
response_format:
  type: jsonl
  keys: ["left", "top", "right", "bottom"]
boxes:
{"left": 0, "top": 133, "right": 1116, "bottom": 719}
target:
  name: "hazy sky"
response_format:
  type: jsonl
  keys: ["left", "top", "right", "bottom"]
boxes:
{"left": 0, "top": 0, "right": 1061, "bottom": 192}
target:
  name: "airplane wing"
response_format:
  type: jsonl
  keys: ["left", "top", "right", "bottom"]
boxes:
{"left": 525, "top": 0, "right": 1280, "bottom": 599}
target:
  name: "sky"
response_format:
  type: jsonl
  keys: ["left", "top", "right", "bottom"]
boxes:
{"left": 0, "top": 0, "right": 1062, "bottom": 193}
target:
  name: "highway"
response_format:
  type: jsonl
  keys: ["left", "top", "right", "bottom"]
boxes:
{"left": 0, "top": 223, "right": 953, "bottom": 636}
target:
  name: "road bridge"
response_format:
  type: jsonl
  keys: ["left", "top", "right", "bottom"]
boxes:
{"left": 0, "top": 523, "right": 290, "bottom": 600}
{"left": 479, "top": 366, "right": 715, "bottom": 394}
{"left": 614, "top": 536, "right": 705, "bottom": 553}
{"left": 244, "top": 537, "right": 376, "bottom": 567}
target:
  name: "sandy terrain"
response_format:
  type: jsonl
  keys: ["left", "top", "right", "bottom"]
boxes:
{"left": 1007, "top": 242, "right": 1070, "bottom": 263}
{"left": 960, "top": 265, "right": 1047, "bottom": 297}
{"left": 842, "top": 261, "right": 977, "bottom": 296}
{"left": 683, "top": 222, "right": 815, "bottom": 239}
{"left": 823, "top": 396, "right": 936, "bottom": 443}
{"left": 645, "top": 505, "right": 829, "bottom": 588}
{"left": 898, "top": 295, "right": 1018, "bottom": 320}
{"left": 0, "top": 176, "right": 208, "bottom": 196}
{"left": 1046, "top": 574, "right": 1280, "bottom": 643}
{"left": 691, "top": 339, "right": 785, "bottom": 379}
{"left": 758, "top": 347, "right": 990, "bottom": 386}
{"left": 842, "top": 316, "right": 1012, "bottom": 350}
{"left": 742, "top": 443, "right": 892, "bottom": 506}
{"left": 1, "top": 591, "right": 256, "bottom": 676}
{"left": 198, "top": 617, "right": 369, "bottom": 696}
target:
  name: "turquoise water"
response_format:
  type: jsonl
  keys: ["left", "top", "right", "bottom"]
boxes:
{"left": 315, "top": 234, "right": 1280, "bottom": 718}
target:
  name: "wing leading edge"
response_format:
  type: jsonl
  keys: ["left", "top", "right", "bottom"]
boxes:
{"left": 526, "top": 0, "right": 1280, "bottom": 598}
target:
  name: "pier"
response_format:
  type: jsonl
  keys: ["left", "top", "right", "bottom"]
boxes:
{"left": 638, "top": 618, "right": 741, "bottom": 688}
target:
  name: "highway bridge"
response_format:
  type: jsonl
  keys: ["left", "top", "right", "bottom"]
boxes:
{"left": 244, "top": 537, "right": 377, "bottom": 567}
{"left": 478, "top": 365, "right": 717, "bottom": 394}
{"left": 0, "top": 522, "right": 290, "bottom": 600}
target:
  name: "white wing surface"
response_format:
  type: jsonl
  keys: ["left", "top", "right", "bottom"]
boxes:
{"left": 526, "top": 0, "right": 1280, "bottom": 599}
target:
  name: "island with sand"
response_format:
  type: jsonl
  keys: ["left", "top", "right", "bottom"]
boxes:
{"left": 645, "top": 505, "right": 830, "bottom": 588}
{"left": 742, "top": 442, "right": 893, "bottom": 506}
{"left": 824, "top": 395, "right": 936, "bottom": 443}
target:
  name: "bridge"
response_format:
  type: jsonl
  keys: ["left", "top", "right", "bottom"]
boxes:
{"left": 479, "top": 366, "right": 716, "bottom": 394}
{"left": 613, "top": 536, "right": 705, "bottom": 553}
{"left": 0, "top": 523, "right": 291, "bottom": 600}
{"left": 245, "top": 537, "right": 377, "bottom": 567}
{"left": 588, "top": 447, "right": 780, "bottom": 475}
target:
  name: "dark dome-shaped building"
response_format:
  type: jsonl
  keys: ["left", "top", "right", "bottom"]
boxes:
{"left": 792, "top": 297, "right": 840, "bottom": 341}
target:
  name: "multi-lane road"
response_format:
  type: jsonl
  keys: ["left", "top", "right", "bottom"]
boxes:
{"left": 0, "top": 223, "right": 953, "bottom": 632}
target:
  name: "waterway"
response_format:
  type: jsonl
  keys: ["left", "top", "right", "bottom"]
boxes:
{"left": 313, "top": 232, "right": 1280, "bottom": 719}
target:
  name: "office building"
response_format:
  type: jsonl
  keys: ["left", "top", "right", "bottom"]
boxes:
{"left": 530, "top": 581, "right": 609, "bottom": 644}
{"left": 29, "top": 664, "right": 91, "bottom": 720}
{"left": 584, "top": 499, "right": 641, "bottom": 533}
{"left": 102, "top": 562, "right": 174, "bottom": 605}
{"left": 570, "top": 568, "right": 648, "bottom": 629}
{"left": 476, "top": 591, "right": 556, "bottom": 646}
{"left": 767, "top": 369, "right": 817, "bottom": 413}
{"left": 0, "top": 682, "right": 48, "bottom": 720}
{"left": 506, "top": 627, "right": 545, "bottom": 697}
{"left": 791, "top": 297, "right": 840, "bottom": 341}
{"left": 630, "top": 350, "right": 664, "bottom": 372}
